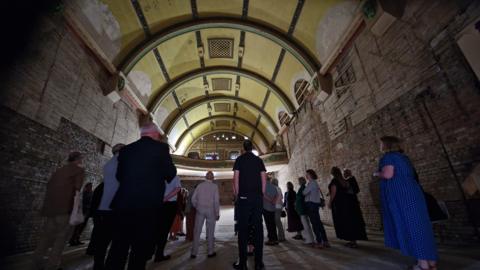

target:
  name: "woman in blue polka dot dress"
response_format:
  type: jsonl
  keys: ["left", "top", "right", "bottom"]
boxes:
{"left": 374, "top": 136, "right": 438, "bottom": 270}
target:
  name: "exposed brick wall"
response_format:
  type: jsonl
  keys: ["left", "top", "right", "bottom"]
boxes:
{"left": 0, "top": 106, "right": 111, "bottom": 255}
{"left": 0, "top": 14, "right": 139, "bottom": 255}
{"left": 181, "top": 178, "right": 235, "bottom": 206}
{"left": 278, "top": 0, "right": 480, "bottom": 244}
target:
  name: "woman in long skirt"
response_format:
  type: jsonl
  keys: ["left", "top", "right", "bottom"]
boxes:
{"left": 374, "top": 136, "right": 438, "bottom": 270}
{"left": 328, "top": 167, "right": 367, "bottom": 248}
{"left": 285, "top": 182, "right": 303, "bottom": 240}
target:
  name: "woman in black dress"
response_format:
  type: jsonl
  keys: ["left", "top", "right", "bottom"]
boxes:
{"left": 328, "top": 167, "right": 367, "bottom": 248}
{"left": 285, "top": 182, "right": 304, "bottom": 240}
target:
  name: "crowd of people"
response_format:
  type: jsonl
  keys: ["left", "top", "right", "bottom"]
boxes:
{"left": 29, "top": 115, "right": 439, "bottom": 270}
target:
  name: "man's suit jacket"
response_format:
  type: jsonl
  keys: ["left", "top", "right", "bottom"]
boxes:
{"left": 111, "top": 137, "right": 177, "bottom": 210}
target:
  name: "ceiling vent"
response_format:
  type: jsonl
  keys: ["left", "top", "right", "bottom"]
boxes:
{"left": 211, "top": 78, "right": 232, "bottom": 91}
{"left": 208, "top": 38, "right": 234, "bottom": 58}
{"left": 214, "top": 103, "right": 231, "bottom": 112}
{"left": 216, "top": 120, "right": 231, "bottom": 128}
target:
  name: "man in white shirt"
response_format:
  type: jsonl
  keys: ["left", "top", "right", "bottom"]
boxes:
{"left": 272, "top": 178, "right": 285, "bottom": 242}
{"left": 87, "top": 143, "right": 124, "bottom": 270}
{"left": 190, "top": 171, "right": 220, "bottom": 258}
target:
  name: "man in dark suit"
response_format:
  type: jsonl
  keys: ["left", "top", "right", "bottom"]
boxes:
{"left": 105, "top": 123, "right": 177, "bottom": 270}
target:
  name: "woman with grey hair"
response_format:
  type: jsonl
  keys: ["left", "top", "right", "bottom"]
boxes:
{"left": 296, "top": 177, "right": 314, "bottom": 245}
{"left": 271, "top": 178, "right": 285, "bottom": 242}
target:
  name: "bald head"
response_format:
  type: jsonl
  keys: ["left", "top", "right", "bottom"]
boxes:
{"left": 206, "top": 171, "right": 214, "bottom": 181}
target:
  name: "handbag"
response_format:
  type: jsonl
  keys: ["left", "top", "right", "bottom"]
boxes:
{"left": 319, "top": 188, "right": 326, "bottom": 208}
{"left": 69, "top": 191, "right": 85, "bottom": 226}
{"left": 281, "top": 210, "right": 287, "bottom": 218}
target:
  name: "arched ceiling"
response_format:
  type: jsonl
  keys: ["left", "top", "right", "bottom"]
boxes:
{"left": 74, "top": 0, "right": 361, "bottom": 155}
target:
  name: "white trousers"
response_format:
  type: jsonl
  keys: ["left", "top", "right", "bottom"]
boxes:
{"left": 191, "top": 210, "right": 216, "bottom": 256}
{"left": 300, "top": 215, "right": 314, "bottom": 244}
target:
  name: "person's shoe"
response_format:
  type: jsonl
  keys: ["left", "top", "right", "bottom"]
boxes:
{"left": 255, "top": 262, "right": 265, "bottom": 270}
{"left": 190, "top": 254, "right": 197, "bottom": 259}
{"left": 293, "top": 235, "right": 304, "bottom": 240}
{"left": 154, "top": 254, "right": 171, "bottom": 262}
{"left": 77, "top": 241, "right": 85, "bottom": 245}
{"left": 323, "top": 242, "right": 331, "bottom": 248}
{"left": 232, "top": 261, "right": 248, "bottom": 270}
{"left": 207, "top": 252, "right": 217, "bottom": 258}
{"left": 177, "top": 232, "right": 186, "bottom": 236}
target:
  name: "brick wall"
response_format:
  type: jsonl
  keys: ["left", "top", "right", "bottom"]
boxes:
{"left": 278, "top": 0, "right": 480, "bottom": 244}
{"left": 0, "top": 14, "right": 139, "bottom": 255}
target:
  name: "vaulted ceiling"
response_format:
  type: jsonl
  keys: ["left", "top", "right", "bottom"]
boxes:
{"left": 69, "top": 0, "right": 361, "bottom": 155}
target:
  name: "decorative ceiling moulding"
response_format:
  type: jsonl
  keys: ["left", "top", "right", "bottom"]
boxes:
{"left": 174, "top": 115, "right": 270, "bottom": 151}
{"left": 214, "top": 103, "right": 231, "bottom": 113}
{"left": 163, "top": 95, "right": 279, "bottom": 136}
{"left": 211, "top": 78, "right": 232, "bottom": 91}
{"left": 208, "top": 38, "right": 234, "bottom": 58}
{"left": 215, "top": 120, "right": 231, "bottom": 127}
{"left": 118, "top": 18, "right": 320, "bottom": 76}
{"left": 148, "top": 66, "right": 296, "bottom": 114}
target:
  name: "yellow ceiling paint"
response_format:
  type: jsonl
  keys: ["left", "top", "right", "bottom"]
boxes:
{"left": 197, "top": 0, "right": 243, "bottom": 17}
{"left": 275, "top": 51, "right": 308, "bottom": 106}
{"left": 248, "top": 0, "right": 297, "bottom": 33}
{"left": 237, "top": 77, "right": 268, "bottom": 107}
{"left": 139, "top": 0, "right": 192, "bottom": 34}
{"left": 130, "top": 51, "right": 166, "bottom": 101}
{"left": 175, "top": 77, "right": 205, "bottom": 105}
{"left": 101, "top": 0, "right": 145, "bottom": 65}
{"left": 185, "top": 105, "right": 210, "bottom": 125}
{"left": 157, "top": 32, "right": 200, "bottom": 79}
{"left": 242, "top": 32, "right": 282, "bottom": 80}
{"left": 293, "top": 0, "right": 341, "bottom": 61}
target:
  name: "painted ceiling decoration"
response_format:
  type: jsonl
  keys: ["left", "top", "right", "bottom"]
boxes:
{"left": 70, "top": 0, "right": 362, "bottom": 155}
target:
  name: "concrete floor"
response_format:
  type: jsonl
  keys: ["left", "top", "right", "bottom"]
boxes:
{"left": 3, "top": 206, "right": 480, "bottom": 270}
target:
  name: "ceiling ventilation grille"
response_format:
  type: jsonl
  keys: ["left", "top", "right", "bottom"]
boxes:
{"left": 208, "top": 38, "right": 234, "bottom": 58}
{"left": 214, "top": 103, "right": 231, "bottom": 112}
{"left": 216, "top": 120, "right": 231, "bottom": 127}
{"left": 211, "top": 78, "right": 232, "bottom": 91}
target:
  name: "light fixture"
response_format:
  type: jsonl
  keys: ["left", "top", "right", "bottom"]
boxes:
{"left": 244, "top": 136, "right": 248, "bottom": 139}
{"left": 222, "top": 134, "right": 225, "bottom": 138}
{"left": 216, "top": 137, "right": 220, "bottom": 141}
{"left": 232, "top": 136, "right": 236, "bottom": 139}
{"left": 226, "top": 137, "right": 229, "bottom": 141}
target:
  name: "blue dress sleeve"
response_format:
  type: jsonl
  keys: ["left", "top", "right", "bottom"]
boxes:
{"left": 379, "top": 153, "right": 396, "bottom": 170}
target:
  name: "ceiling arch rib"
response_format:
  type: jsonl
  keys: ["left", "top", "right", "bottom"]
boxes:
{"left": 185, "top": 130, "right": 261, "bottom": 155}
{"left": 164, "top": 95, "right": 279, "bottom": 136}
{"left": 174, "top": 115, "right": 270, "bottom": 151}
{"left": 148, "top": 66, "right": 295, "bottom": 113}
{"left": 119, "top": 17, "right": 320, "bottom": 76}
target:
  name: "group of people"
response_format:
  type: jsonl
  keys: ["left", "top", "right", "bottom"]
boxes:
{"left": 29, "top": 116, "right": 439, "bottom": 270}
{"left": 29, "top": 121, "right": 221, "bottom": 270}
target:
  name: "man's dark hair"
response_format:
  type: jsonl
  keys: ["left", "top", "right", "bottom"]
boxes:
{"left": 67, "top": 151, "right": 82, "bottom": 162}
{"left": 243, "top": 140, "right": 253, "bottom": 152}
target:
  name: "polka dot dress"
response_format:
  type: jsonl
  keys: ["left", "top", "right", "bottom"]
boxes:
{"left": 379, "top": 152, "right": 438, "bottom": 260}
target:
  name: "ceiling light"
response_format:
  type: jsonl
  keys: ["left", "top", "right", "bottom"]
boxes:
{"left": 216, "top": 137, "right": 220, "bottom": 141}
{"left": 244, "top": 136, "right": 248, "bottom": 140}
{"left": 232, "top": 136, "right": 236, "bottom": 139}
{"left": 222, "top": 134, "right": 225, "bottom": 138}
{"left": 226, "top": 138, "right": 229, "bottom": 141}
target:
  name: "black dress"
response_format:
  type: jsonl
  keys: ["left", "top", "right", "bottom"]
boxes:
{"left": 328, "top": 177, "right": 367, "bottom": 241}
{"left": 285, "top": 190, "right": 303, "bottom": 232}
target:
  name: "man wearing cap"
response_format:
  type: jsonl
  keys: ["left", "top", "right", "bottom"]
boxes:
{"left": 106, "top": 122, "right": 177, "bottom": 270}
{"left": 30, "top": 151, "right": 85, "bottom": 270}
{"left": 232, "top": 140, "right": 267, "bottom": 270}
